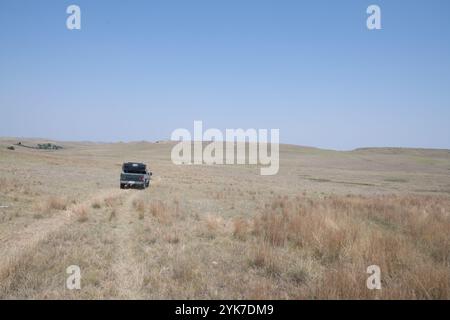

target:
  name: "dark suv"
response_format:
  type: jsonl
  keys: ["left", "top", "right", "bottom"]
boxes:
{"left": 120, "top": 162, "right": 152, "bottom": 189}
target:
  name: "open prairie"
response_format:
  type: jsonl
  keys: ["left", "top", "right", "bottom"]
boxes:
{"left": 0, "top": 138, "right": 450, "bottom": 299}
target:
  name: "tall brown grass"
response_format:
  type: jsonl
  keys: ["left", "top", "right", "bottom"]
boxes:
{"left": 73, "top": 204, "right": 88, "bottom": 222}
{"left": 132, "top": 199, "right": 146, "bottom": 220}
{"left": 47, "top": 196, "right": 68, "bottom": 211}
{"left": 200, "top": 214, "right": 224, "bottom": 239}
{"left": 148, "top": 200, "right": 172, "bottom": 225}
{"left": 232, "top": 217, "right": 250, "bottom": 240}
{"left": 246, "top": 194, "right": 450, "bottom": 299}
{"left": 34, "top": 196, "right": 68, "bottom": 215}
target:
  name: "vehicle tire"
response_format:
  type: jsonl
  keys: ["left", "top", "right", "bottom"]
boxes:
{"left": 120, "top": 184, "right": 124, "bottom": 189}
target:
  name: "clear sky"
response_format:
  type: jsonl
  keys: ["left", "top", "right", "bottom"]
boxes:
{"left": 1, "top": 0, "right": 449, "bottom": 150}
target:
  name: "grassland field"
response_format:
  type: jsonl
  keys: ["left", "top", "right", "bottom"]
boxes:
{"left": 0, "top": 138, "right": 449, "bottom": 299}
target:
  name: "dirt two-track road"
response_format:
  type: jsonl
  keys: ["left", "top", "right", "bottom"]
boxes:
{"left": 1, "top": 138, "right": 450, "bottom": 299}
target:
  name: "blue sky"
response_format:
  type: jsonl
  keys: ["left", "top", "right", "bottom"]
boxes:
{"left": 1, "top": 0, "right": 449, "bottom": 150}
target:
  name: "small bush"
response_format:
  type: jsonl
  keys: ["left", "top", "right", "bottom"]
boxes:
{"left": 249, "top": 243, "right": 280, "bottom": 276}
{"left": 232, "top": 217, "right": 250, "bottom": 240}
{"left": 91, "top": 201, "right": 102, "bottom": 209}
{"left": 200, "top": 214, "right": 223, "bottom": 239}
{"left": 74, "top": 205, "right": 88, "bottom": 222}
{"left": 47, "top": 196, "right": 68, "bottom": 211}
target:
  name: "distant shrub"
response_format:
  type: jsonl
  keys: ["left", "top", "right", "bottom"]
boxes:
{"left": 34, "top": 196, "right": 68, "bottom": 215}
{"left": 232, "top": 217, "right": 250, "bottom": 240}
{"left": 47, "top": 196, "right": 68, "bottom": 211}
{"left": 91, "top": 200, "right": 102, "bottom": 209}
{"left": 74, "top": 205, "right": 88, "bottom": 223}
{"left": 37, "top": 143, "right": 63, "bottom": 150}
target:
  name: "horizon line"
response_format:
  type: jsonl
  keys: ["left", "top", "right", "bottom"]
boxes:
{"left": 1, "top": 136, "right": 449, "bottom": 153}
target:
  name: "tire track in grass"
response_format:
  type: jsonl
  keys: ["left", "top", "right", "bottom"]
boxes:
{"left": 0, "top": 188, "right": 124, "bottom": 283}
{"left": 111, "top": 190, "right": 146, "bottom": 299}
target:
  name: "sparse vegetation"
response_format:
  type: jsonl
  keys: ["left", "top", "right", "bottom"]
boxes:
{"left": 37, "top": 143, "right": 63, "bottom": 150}
{"left": 133, "top": 199, "right": 145, "bottom": 214}
{"left": 0, "top": 140, "right": 449, "bottom": 299}
{"left": 232, "top": 217, "right": 250, "bottom": 240}
{"left": 109, "top": 209, "right": 116, "bottom": 222}
{"left": 200, "top": 214, "right": 224, "bottom": 239}
{"left": 148, "top": 200, "right": 171, "bottom": 225}
{"left": 91, "top": 200, "right": 102, "bottom": 209}
{"left": 247, "top": 195, "right": 450, "bottom": 298}
{"left": 33, "top": 213, "right": 44, "bottom": 219}
{"left": 37, "top": 196, "right": 68, "bottom": 213}
{"left": 74, "top": 205, "right": 88, "bottom": 223}
{"left": 13, "top": 142, "right": 63, "bottom": 150}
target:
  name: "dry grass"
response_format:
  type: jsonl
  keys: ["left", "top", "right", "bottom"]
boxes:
{"left": 104, "top": 196, "right": 117, "bottom": 208}
{"left": 164, "top": 233, "right": 180, "bottom": 244}
{"left": 148, "top": 200, "right": 172, "bottom": 225}
{"left": 91, "top": 200, "right": 102, "bottom": 209}
{"left": 200, "top": 214, "right": 224, "bottom": 239}
{"left": 232, "top": 217, "right": 250, "bottom": 240}
{"left": 18, "top": 192, "right": 446, "bottom": 299}
{"left": 245, "top": 194, "right": 450, "bottom": 299}
{"left": 1, "top": 141, "right": 450, "bottom": 299}
{"left": 109, "top": 209, "right": 116, "bottom": 222}
{"left": 33, "top": 196, "right": 68, "bottom": 215}
{"left": 92, "top": 194, "right": 121, "bottom": 210}
{"left": 47, "top": 196, "right": 68, "bottom": 211}
{"left": 133, "top": 199, "right": 146, "bottom": 219}
{"left": 148, "top": 200, "right": 164, "bottom": 216}
{"left": 249, "top": 242, "right": 279, "bottom": 275}
{"left": 0, "top": 178, "right": 25, "bottom": 194}
{"left": 74, "top": 204, "right": 88, "bottom": 223}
